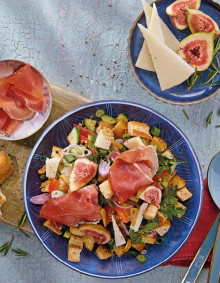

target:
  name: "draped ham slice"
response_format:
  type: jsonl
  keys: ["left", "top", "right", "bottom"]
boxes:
{"left": 108, "top": 145, "right": 158, "bottom": 203}
{"left": 0, "top": 79, "right": 10, "bottom": 98}
{"left": 0, "top": 109, "right": 21, "bottom": 136}
{"left": 39, "top": 184, "right": 101, "bottom": 226}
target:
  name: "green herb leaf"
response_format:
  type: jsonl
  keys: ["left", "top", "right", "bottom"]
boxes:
{"left": 17, "top": 212, "right": 27, "bottom": 229}
{"left": 215, "top": 125, "right": 220, "bottom": 128}
{"left": 138, "top": 217, "right": 159, "bottom": 235}
{"left": 156, "top": 237, "right": 165, "bottom": 244}
{"left": 11, "top": 248, "right": 30, "bottom": 257}
{"left": 206, "top": 111, "right": 213, "bottom": 128}
{"left": 129, "top": 230, "right": 143, "bottom": 244}
{"left": 182, "top": 109, "right": 189, "bottom": 120}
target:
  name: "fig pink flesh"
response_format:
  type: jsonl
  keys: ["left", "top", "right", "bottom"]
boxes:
{"left": 183, "top": 39, "right": 208, "bottom": 66}
{"left": 190, "top": 14, "right": 215, "bottom": 33}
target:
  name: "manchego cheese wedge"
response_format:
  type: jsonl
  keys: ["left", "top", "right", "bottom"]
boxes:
{"left": 138, "top": 24, "right": 195, "bottom": 91}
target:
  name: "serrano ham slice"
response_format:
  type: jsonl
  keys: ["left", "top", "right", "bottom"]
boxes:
{"left": 39, "top": 184, "right": 101, "bottom": 226}
{"left": 109, "top": 145, "right": 159, "bottom": 203}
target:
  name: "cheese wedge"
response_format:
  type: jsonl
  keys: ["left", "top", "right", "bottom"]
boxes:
{"left": 136, "top": 3, "right": 164, "bottom": 71}
{"left": 142, "top": 0, "right": 179, "bottom": 51}
{"left": 138, "top": 25, "right": 195, "bottom": 91}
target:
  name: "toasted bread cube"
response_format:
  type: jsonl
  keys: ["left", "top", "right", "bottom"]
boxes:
{"left": 59, "top": 174, "right": 69, "bottom": 186}
{"left": 82, "top": 235, "right": 95, "bottom": 251}
{"left": 160, "top": 170, "right": 177, "bottom": 187}
{"left": 40, "top": 179, "right": 50, "bottom": 192}
{"left": 99, "top": 180, "right": 113, "bottom": 199}
{"left": 150, "top": 136, "right": 167, "bottom": 153}
{"left": 176, "top": 187, "right": 192, "bottom": 202}
{"left": 51, "top": 146, "right": 62, "bottom": 158}
{"left": 168, "top": 175, "right": 186, "bottom": 189}
{"left": 58, "top": 178, "right": 69, "bottom": 192}
{"left": 94, "top": 130, "right": 114, "bottom": 150}
{"left": 111, "top": 140, "right": 123, "bottom": 150}
{"left": 100, "top": 207, "right": 107, "bottom": 227}
{"left": 130, "top": 208, "right": 139, "bottom": 226}
{"left": 43, "top": 219, "right": 62, "bottom": 235}
{"left": 141, "top": 138, "right": 151, "bottom": 146}
{"left": 154, "top": 211, "right": 171, "bottom": 236}
{"left": 127, "top": 121, "right": 152, "bottom": 140}
{"left": 142, "top": 232, "right": 157, "bottom": 244}
{"left": 144, "top": 204, "right": 158, "bottom": 220}
{"left": 131, "top": 242, "right": 146, "bottom": 252}
{"left": 69, "top": 235, "right": 84, "bottom": 248}
{"left": 0, "top": 191, "right": 6, "bottom": 205}
{"left": 68, "top": 244, "right": 83, "bottom": 263}
{"left": 157, "top": 211, "right": 168, "bottom": 224}
{"left": 124, "top": 137, "right": 146, "bottom": 149}
{"left": 162, "top": 149, "right": 174, "bottom": 160}
{"left": 129, "top": 195, "right": 139, "bottom": 203}
{"left": 38, "top": 165, "right": 46, "bottom": 174}
{"left": 96, "top": 122, "right": 114, "bottom": 135}
{"left": 95, "top": 245, "right": 112, "bottom": 260}
{"left": 114, "top": 245, "right": 125, "bottom": 257}
{"left": 70, "top": 226, "right": 85, "bottom": 237}
{"left": 113, "top": 120, "right": 127, "bottom": 139}
{"left": 175, "top": 202, "right": 187, "bottom": 218}
{"left": 124, "top": 239, "right": 131, "bottom": 253}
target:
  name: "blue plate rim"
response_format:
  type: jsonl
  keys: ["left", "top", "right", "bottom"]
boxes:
{"left": 127, "top": 0, "right": 220, "bottom": 106}
{"left": 23, "top": 100, "right": 204, "bottom": 279}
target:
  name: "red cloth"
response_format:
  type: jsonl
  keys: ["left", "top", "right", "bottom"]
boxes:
{"left": 164, "top": 178, "right": 219, "bottom": 268}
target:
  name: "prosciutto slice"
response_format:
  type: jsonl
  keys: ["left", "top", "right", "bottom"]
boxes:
{"left": 108, "top": 145, "right": 158, "bottom": 203}
{"left": 39, "top": 184, "right": 101, "bottom": 226}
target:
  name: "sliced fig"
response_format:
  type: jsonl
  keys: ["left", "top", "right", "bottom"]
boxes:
{"left": 78, "top": 224, "right": 111, "bottom": 244}
{"left": 177, "top": 32, "right": 214, "bottom": 71}
{"left": 186, "top": 8, "right": 220, "bottom": 39}
{"left": 166, "top": 0, "right": 201, "bottom": 30}
{"left": 138, "top": 186, "right": 162, "bottom": 208}
{"left": 69, "top": 158, "right": 98, "bottom": 192}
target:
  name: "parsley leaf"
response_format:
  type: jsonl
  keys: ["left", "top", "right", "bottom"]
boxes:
{"left": 129, "top": 230, "right": 143, "bottom": 244}
{"left": 138, "top": 217, "right": 159, "bottom": 235}
{"left": 157, "top": 155, "right": 187, "bottom": 175}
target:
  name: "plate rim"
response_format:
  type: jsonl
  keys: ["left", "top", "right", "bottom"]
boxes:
{"left": 127, "top": 0, "right": 220, "bottom": 106}
{"left": 23, "top": 100, "right": 204, "bottom": 279}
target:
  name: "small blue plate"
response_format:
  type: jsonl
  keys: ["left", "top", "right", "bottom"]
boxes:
{"left": 127, "top": 0, "right": 220, "bottom": 105}
{"left": 23, "top": 101, "right": 203, "bottom": 278}
{"left": 208, "top": 151, "right": 220, "bottom": 209}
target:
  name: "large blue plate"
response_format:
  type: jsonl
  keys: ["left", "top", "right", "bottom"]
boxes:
{"left": 127, "top": 0, "right": 220, "bottom": 105}
{"left": 23, "top": 101, "right": 203, "bottom": 278}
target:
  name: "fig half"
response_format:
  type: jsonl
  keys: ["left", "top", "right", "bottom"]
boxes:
{"left": 186, "top": 8, "right": 220, "bottom": 38}
{"left": 166, "top": 0, "right": 201, "bottom": 30}
{"left": 177, "top": 32, "right": 214, "bottom": 71}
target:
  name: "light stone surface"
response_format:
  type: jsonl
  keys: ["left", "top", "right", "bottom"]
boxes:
{"left": 0, "top": 0, "right": 219, "bottom": 282}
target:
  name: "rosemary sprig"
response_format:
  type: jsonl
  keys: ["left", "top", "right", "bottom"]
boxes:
{"left": 182, "top": 109, "right": 189, "bottom": 120}
{"left": 215, "top": 125, "right": 220, "bottom": 128}
{"left": 206, "top": 111, "right": 214, "bottom": 128}
{"left": 17, "top": 211, "right": 29, "bottom": 237}
{"left": 0, "top": 235, "right": 14, "bottom": 256}
{"left": 12, "top": 248, "right": 30, "bottom": 257}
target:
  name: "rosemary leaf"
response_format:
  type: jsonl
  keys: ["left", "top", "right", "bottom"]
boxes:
{"left": 18, "top": 228, "right": 29, "bottom": 238}
{"left": 215, "top": 125, "right": 220, "bottom": 128}
{"left": 211, "top": 63, "right": 219, "bottom": 73}
{"left": 3, "top": 235, "right": 14, "bottom": 256}
{"left": 12, "top": 248, "right": 30, "bottom": 256}
{"left": 0, "top": 242, "right": 9, "bottom": 253}
{"left": 17, "top": 212, "right": 27, "bottom": 229}
{"left": 206, "top": 111, "right": 214, "bottom": 128}
{"left": 182, "top": 109, "right": 189, "bottom": 120}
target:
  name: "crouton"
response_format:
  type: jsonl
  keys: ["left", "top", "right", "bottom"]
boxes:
{"left": 110, "top": 140, "right": 123, "bottom": 151}
{"left": 51, "top": 146, "right": 62, "bottom": 158}
{"left": 114, "top": 245, "right": 125, "bottom": 257}
{"left": 144, "top": 204, "right": 158, "bottom": 220}
{"left": 160, "top": 170, "right": 177, "bottom": 187}
{"left": 69, "top": 235, "right": 84, "bottom": 248}
{"left": 0, "top": 152, "right": 14, "bottom": 184}
{"left": 100, "top": 207, "right": 107, "bottom": 227}
{"left": 95, "top": 245, "right": 112, "bottom": 260}
{"left": 113, "top": 120, "right": 127, "bottom": 139}
{"left": 162, "top": 149, "right": 174, "bottom": 159}
{"left": 154, "top": 211, "right": 171, "bottom": 236}
{"left": 40, "top": 179, "right": 51, "bottom": 192}
{"left": 68, "top": 244, "right": 83, "bottom": 263}
{"left": 130, "top": 208, "right": 139, "bottom": 226}
{"left": 0, "top": 190, "right": 6, "bottom": 205}
{"left": 168, "top": 175, "right": 186, "bottom": 189}
{"left": 99, "top": 180, "right": 113, "bottom": 199}
{"left": 142, "top": 232, "right": 157, "bottom": 244}
{"left": 59, "top": 174, "right": 69, "bottom": 186}
{"left": 175, "top": 202, "right": 187, "bottom": 218}
{"left": 127, "top": 121, "right": 152, "bottom": 140}
{"left": 129, "top": 195, "right": 139, "bottom": 203}
{"left": 69, "top": 226, "right": 85, "bottom": 237}
{"left": 141, "top": 138, "right": 151, "bottom": 146}
{"left": 43, "top": 219, "right": 62, "bottom": 235}
{"left": 131, "top": 243, "right": 146, "bottom": 251}
{"left": 124, "top": 239, "right": 131, "bottom": 253}
{"left": 58, "top": 178, "right": 68, "bottom": 192}
{"left": 124, "top": 137, "right": 146, "bottom": 149}
{"left": 176, "top": 187, "right": 192, "bottom": 202}
{"left": 150, "top": 136, "right": 167, "bottom": 153}
{"left": 38, "top": 165, "right": 46, "bottom": 174}
{"left": 82, "top": 234, "right": 95, "bottom": 251}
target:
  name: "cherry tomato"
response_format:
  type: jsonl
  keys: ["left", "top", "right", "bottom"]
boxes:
{"left": 114, "top": 206, "right": 129, "bottom": 223}
{"left": 49, "top": 178, "right": 60, "bottom": 195}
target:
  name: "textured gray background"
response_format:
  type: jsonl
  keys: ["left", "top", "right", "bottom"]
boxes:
{"left": 0, "top": 0, "right": 219, "bottom": 282}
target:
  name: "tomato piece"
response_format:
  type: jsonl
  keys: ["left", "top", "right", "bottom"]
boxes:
{"left": 105, "top": 203, "right": 114, "bottom": 223}
{"left": 74, "top": 124, "right": 96, "bottom": 137}
{"left": 114, "top": 206, "right": 129, "bottom": 223}
{"left": 49, "top": 178, "right": 60, "bottom": 195}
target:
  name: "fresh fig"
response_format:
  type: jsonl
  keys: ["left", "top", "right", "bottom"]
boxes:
{"left": 177, "top": 32, "right": 214, "bottom": 71}
{"left": 186, "top": 8, "right": 220, "bottom": 38}
{"left": 138, "top": 186, "right": 162, "bottom": 208}
{"left": 78, "top": 224, "right": 111, "bottom": 244}
{"left": 166, "top": 0, "right": 201, "bottom": 30}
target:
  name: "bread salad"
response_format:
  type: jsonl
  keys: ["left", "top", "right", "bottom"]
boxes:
{"left": 31, "top": 110, "right": 192, "bottom": 263}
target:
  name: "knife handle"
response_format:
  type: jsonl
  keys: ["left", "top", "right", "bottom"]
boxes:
{"left": 208, "top": 216, "right": 220, "bottom": 283}
{"left": 181, "top": 213, "right": 220, "bottom": 283}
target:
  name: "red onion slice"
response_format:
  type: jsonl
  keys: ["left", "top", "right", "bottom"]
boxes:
{"left": 113, "top": 200, "right": 133, "bottom": 210}
{"left": 120, "top": 221, "right": 129, "bottom": 236}
{"left": 30, "top": 193, "right": 50, "bottom": 205}
{"left": 98, "top": 158, "right": 111, "bottom": 177}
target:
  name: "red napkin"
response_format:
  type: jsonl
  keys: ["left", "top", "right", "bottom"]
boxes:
{"left": 164, "top": 178, "right": 219, "bottom": 268}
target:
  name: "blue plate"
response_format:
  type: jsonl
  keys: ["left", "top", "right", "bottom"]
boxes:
{"left": 208, "top": 151, "right": 220, "bottom": 209}
{"left": 127, "top": 0, "right": 220, "bottom": 105}
{"left": 23, "top": 101, "right": 203, "bottom": 278}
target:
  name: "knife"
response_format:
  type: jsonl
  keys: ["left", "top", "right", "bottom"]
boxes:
{"left": 181, "top": 213, "right": 220, "bottom": 283}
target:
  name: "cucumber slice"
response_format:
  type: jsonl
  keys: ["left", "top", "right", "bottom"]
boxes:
{"left": 84, "top": 118, "right": 96, "bottom": 132}
{"left": 67, "top": 126, "right": 80, "bottom": 145}
{"left": 95, "top": 109, "right": 105, "bottom": 117}
{"left": 63, "top": 230, "right": 71, "bottom": 239}
{"left": 101, "top": 114, "right": 116, "bottom": 125}
{"left": 116, "top": 113, "right": 128, "bottom": 123}
{"left": 69, "top": 148, "right": 83, "bottom": 156}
